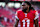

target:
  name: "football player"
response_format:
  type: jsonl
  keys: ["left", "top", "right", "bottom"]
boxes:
{"left": 14, "top": 2, "right": 39, "bottom": 27}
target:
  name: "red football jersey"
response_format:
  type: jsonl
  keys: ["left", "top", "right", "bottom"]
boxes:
{"left": 15, "top": 10, "right": 39, "bottom": 27}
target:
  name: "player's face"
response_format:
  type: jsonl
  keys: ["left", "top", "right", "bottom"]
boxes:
{"left": 22, "top": 3, "right": 29, "bottom": 12}
{"left": 22, "top": 3, "right": 29, "bottom": 10}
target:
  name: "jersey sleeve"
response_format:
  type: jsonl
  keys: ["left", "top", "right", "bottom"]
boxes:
{"left": 15, "top": 11, "right": 19, "bottom": 20}
{"left": 34, "top": 11, "right": 39, "bottom": 20}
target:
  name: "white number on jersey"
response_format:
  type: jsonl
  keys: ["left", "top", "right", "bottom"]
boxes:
{"left": 22, "top": 18, "right": 30, "bottom": 27}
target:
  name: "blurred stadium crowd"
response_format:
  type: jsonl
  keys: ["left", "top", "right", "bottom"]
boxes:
{"left": 0, "top": 0, "right": 40, "bottom": 1}
{"left": 0, "top": 1, "right": 40, "bottom": 27}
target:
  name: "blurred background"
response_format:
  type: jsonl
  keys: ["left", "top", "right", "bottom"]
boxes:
{"left": 0, "top": 1, "right": 40, "bottom": 27}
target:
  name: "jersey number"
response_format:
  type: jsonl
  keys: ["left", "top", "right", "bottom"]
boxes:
{"left": 22, "top": 19, "right": 30, "bottom": 27}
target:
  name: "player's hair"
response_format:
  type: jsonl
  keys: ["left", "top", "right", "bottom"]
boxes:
{"left": 23, "top": 1, "right": 35, "bottom": 10}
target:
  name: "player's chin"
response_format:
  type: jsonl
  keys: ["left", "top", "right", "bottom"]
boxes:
{"left": 22, "top": 9, "right": 27, "bottom": 12}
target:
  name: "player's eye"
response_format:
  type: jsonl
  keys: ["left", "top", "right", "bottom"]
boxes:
{"left": 22, "top": 4, "right": 26, "bottom": 6}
